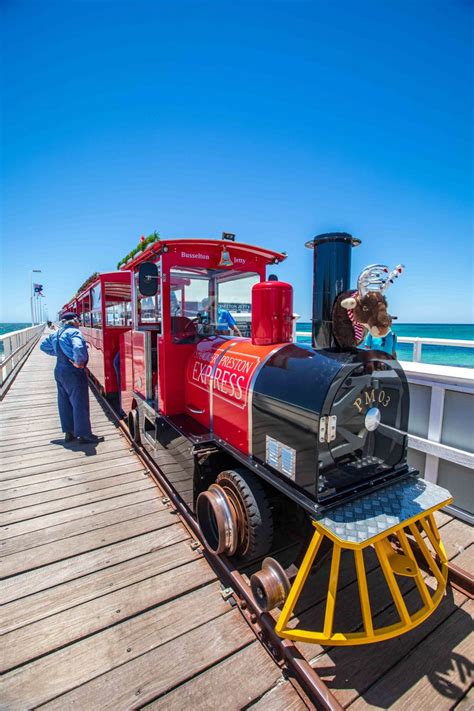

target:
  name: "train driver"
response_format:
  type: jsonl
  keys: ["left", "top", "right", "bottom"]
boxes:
{"left": 40, "top": 312, "right": 104, "bottom": 444}
{"left": 201, "top": 297, "right": 242, "bottom": 337}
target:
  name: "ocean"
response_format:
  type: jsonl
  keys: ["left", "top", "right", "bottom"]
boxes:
{"left": 1, "top": 322, "right": 473, "bottom": 368}
{"left": 0, "top": 323, "right": 34, "bottom": 359}
{"left": 295, "top": 323, "right": 474, "bottom": 368}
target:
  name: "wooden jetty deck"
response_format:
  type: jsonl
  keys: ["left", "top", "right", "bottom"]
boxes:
{"left": 1, "top": 340, "right": 472, "bottom": 709}
{"left": 0, "top": 343, "right": 304, "bottom": 710}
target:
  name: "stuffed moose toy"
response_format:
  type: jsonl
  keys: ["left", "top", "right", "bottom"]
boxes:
{"left": 332, "top": 264, "right": 404, "bottom": 356}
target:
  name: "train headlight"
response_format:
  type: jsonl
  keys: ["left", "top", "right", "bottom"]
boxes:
{"left": 365, "top": 406, "right": 381, "bottom": 432}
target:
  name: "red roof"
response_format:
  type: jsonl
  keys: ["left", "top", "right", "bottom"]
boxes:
{"left": 120, "top": 238, "right": 287, "bottom": 271}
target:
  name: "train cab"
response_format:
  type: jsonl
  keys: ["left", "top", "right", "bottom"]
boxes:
{"left": 70, "top": 271, "right": 132, "bottom": 401}
{"left": 118, "top": 238, "right": 287, "bottom": 441}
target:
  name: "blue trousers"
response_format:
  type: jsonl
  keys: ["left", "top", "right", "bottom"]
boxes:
{"left": 54, "top": 362, "right": 92, "bottom": 438}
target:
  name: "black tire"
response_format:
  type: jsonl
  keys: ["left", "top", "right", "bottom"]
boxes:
{"left": 216, "top": 468, "right": 273, "bottom": 561}
{"left": 128, "top": 408, "right": 141, "bottom": 444}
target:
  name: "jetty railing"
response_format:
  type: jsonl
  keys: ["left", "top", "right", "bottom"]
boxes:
{"left": 397, "top": 336, "right": 474, "bottom": 363}
{"left": 0, "top": 324, "right": 45, "bottom": 399}
{"left": 295, "top": 332, "right": 474, "bottom": 363}
{"left": 400, "top": 361, "right": 474, "bottom": 524}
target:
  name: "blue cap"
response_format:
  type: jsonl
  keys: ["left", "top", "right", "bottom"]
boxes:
{"left": 62, "top": 312, "right": 80, "bottom": 321}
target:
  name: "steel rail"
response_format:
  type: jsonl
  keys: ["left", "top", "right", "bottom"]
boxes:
{"left": 446, "top": 562, "right": 473, "bottom": 598}
{"left": 91, "top": 385, "right": 342, "bottom": 710}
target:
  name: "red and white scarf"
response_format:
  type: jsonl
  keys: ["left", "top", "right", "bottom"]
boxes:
{"left": 346, "top": 292, "right": 365, "bottom": 343}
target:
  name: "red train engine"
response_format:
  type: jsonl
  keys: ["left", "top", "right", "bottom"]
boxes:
{"left": 82, "top": 233, "right": 454, "bottom": 645}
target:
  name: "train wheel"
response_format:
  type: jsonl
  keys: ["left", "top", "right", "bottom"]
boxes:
{"left": 197, "top": 468, "right": 273, "bottom": 562}
{"left": 250, "top": 557, "right": 291, "bottom": 611}
{"left": 128, "top": 408, "right": 140, "bottom": 444}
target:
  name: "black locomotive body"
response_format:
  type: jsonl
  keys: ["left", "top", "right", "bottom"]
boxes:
{"left": 251, "top": 343, "right": 411, "bottom": 507}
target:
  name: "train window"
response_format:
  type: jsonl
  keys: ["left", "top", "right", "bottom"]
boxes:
{"left": 135, "top": 266, "right": 161, "bottom": 328}
{"left": 90, "top": 284, "right": 102, "bottom": 328}
{"left": 91, "top": 284, "right": 102, "bottom": 309}
{"left": 91, "top": 310, "right": 102, "bottom": 328}
{"left": 76, "top": 292, "right": 92, "bottom": 327}
{"left": 170, "top": 268, "right": 258, "bottom": 342}
{"left": 104, "top": 281, "right": 132, "bottom": 327}
{"left": 217, "top": 273, "right": 258, "bottom": 338}
{"left": 106, "top": 303, "right": 126, "bottom": 327}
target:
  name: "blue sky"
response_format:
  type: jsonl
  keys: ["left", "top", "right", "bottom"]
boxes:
{"left": 1, "top": 0, "right": 472, "bottom": 323}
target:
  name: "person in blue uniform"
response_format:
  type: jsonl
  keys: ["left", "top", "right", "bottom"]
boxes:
{"left": 201, "top": 297, "right": 242, "bottom": 336}
{"left": 40, "top": 313, "right": 104, "bottom": 443}
{"left": 360, "top": 329, "right": 398, "bottom": 358}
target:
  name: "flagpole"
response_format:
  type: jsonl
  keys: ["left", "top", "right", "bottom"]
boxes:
{"left": 31, "top": 269, "right": 42, "bottom": 324}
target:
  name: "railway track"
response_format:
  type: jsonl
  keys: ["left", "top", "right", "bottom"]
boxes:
{"left": 93, "top": 382, "right": 473, "bottom": 710}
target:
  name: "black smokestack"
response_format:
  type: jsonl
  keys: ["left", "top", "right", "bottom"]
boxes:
{"left": 305, "top": 232, "right": 361, "bottom": 349}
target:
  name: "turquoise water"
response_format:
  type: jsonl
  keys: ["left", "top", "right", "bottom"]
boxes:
{"left": 296, "top": 323, "right": 473, "bottom": 368}
{"left": 0, "top": 323, "right": 33, "bottom": 357}
{"left": 0, "top": 323, "right": 32, "bottom": 337}
{"left": 1, "top": 322, "right": 473, "bottom": 367}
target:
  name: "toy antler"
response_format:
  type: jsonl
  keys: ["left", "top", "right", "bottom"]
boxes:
{"left": 357, "top": 263, "right": 405, "bottom": 297}
{"left": 381, "top": 264, "right": 405, "bottom": 293}
{"left": 357, "top": 264, "right": 389, "bottom": 297}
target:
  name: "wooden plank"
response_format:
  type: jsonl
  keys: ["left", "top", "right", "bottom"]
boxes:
{"left": 0, "top": 422, "right": 88, "bottom": 438}
{"left": 1, "top": 583, "right": 230, "bottom": 708}
{"left": 438, "top": 518, "right": 474, "bottom": 562}
{"left": 41, "top": 610, "right": 254, "bottom": 710}
{"left": 2, "top": 526, "right": 187, "bottom": 604}
{"left": 0, "top": 486, "right": 164, "bottom": 544}
{"left": 348, "top": 599, "right": 473, "bottom": 710}
{"left": 0, "top": 447, "right": 137, "bottom": 481}
{"left": 434, "top": 510, "right": 453, "bottom": 528}
{"left": 249, "top": 683, "right": 308, "bottom": 710}
{"left": 146, "top": 642, "right": 290, "bottom": 710}
{"left": 1, "top": 533, "right": 192, "bottom": 634}
{"left": 0, "top": 439, "right": 128, "bottom": 474}
{"left": 0, "top": 423, "right": 117, "bottom": 451}
{"left": 450, "top": 544, "right": 473, "bottom": 573}
{"left": 0, "top": 457, "right": 144, "bottom": 494}
{"left": 1, "top": 507, "right": 176, "bottom": 577}
{"left": 0, "top": 395, "right": 59, "bottom": 407}
{"left": 1, "top": 496, "right": 165, "bottom": 556}
{"left": 0, "top": 468, "right": 150, "bottom": 513}
{"left": 0, "top": 406, "right": 106, "bottom": 424}
{"left": 2, "top": 556, "right": 216, "bottom": 671}
{"left": 1, "top": 476, "right": 155, "bottom": 525}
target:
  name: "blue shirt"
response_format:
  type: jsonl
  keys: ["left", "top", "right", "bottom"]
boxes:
{"left": 40, "top": 327, "right": 89, "bottom": 366}
{"left": 360, "top": 330, "right": 397, "bottom": 356}
{"left": 216, "top": 308, "right": 236, "bottom": 332}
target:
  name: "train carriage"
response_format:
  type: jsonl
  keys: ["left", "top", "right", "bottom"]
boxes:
{"left": 63, "top": 271, "right": 132, "bottom": 402}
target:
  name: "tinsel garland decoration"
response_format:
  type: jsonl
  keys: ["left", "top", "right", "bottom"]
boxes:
{"left": 117, "top": 231, "right": 160, "bottom": 269}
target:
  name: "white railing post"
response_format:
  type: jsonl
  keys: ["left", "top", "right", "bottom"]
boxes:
{"left": 412, "top": 338, "right": 422, "bottom": 362}
{"left": 423, "top": 385, "right": 446, "bottom": 484}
